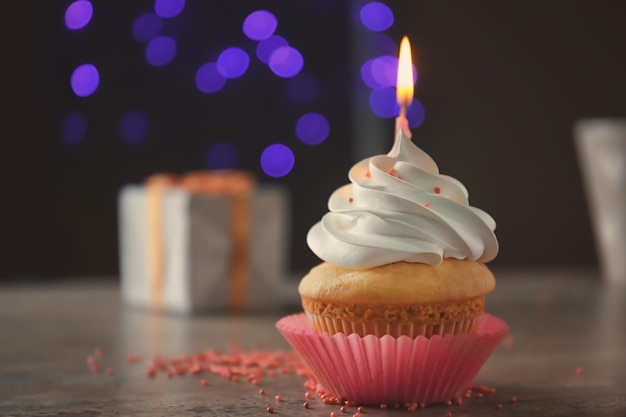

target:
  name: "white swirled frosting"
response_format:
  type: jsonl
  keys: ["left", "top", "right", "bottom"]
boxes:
{"left": 307, "top": 128, "right": 499, "bottom": 269}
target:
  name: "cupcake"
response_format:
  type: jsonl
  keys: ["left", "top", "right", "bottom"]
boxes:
{"left": 299, "top": 126, "right": 499, "bottom": 338}
{"left": 277, "top": 125, "right": 507, "bottom": 406}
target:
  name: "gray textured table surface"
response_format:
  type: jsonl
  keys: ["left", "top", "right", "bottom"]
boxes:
{"left": 1, "top": 269, "right": 625, "bottom": 417}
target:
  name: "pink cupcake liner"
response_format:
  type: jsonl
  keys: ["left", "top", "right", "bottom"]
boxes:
{"left": 276, "top": 313, "right": 509, "bottom": 406}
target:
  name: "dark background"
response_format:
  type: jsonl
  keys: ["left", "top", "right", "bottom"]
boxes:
{"left": 3, "top": 0, "right": 625, "bottom": 280}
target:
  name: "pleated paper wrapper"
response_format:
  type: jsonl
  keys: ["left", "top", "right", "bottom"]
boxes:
{"left": 276, "top": 313, "right": 508, "bottom": 406}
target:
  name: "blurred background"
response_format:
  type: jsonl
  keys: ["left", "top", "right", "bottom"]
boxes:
{"left": 2, "top": 0, "right": 625, "bottom": 281}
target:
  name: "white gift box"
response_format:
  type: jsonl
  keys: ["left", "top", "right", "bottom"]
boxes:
{"left": 118, "top": 180, "right": 291, "bottom": 314}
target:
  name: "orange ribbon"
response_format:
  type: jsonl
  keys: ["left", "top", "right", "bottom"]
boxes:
{"left": 145, "top": 170, "right": 256, "bottom": 314}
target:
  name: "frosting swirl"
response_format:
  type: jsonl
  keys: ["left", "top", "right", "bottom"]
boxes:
{"left": 307, "top": 128, "right": 499, "bottom": 269}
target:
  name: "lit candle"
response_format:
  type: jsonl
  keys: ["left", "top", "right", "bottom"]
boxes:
{"left": 395, "top": 36, "right": 414, "bottom": 139}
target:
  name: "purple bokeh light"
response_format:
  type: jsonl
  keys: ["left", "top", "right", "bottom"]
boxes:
{"left": 369, "top": 87, "right": 399, "bottom": 118}
{"left": 195, "top": 62, "right": 226, "bottom": 93}
{"left": 132, "top": 13, "right": 162, "bottom": 43}
{"left": 61, "top": 111, "right": 88, "bottom": 145}
{"left": 295, "top": 113, "right": 330, "bottom": 145}
{"left": 370, "top": 55, "right": 397, "bottom": 88}
{"left": 256, "top": 35, "right": 288, "bottom": 64}
{"left": 268, "top": 46, "right": 303, "bottom": 78}
{"left": 286, "top": 72, "right": 320, "bottom": 104}
{"left": 206, "top": 142, "right": 238, "bottom": 169}
{"left": 407, "top": 100, "right": 426, "bottom": 128}
{"left": 363, "top": 55, "right": 418, "bottom": 90}
{"left": 359, "top": 2, "right": 394, "bottom": 32}
{"left": 146, "top": 36, "right": 176, "bottom": 66}
{"left": 71, "top": 64, "right": 99, "bottom": 97}
{"left": 243, "top": 10, "right": 277, "bottom": 41}
{"left": 217, "top": 48, "right": 249, "bottom": 79}
{"left": 360, "top": 59, "right": 381, "bottom": 89}
{"left": 154, "top": 0, "right": 185, "bottom": 18}
{"left": 369, "top": 88, "right": 425, "bottom": 124}
{"left": 65, "top": 1, "right": 93, "bottom": 30}
{"left": 261, "top": 144, "right": 295, "bottom": 177}
{"left": 119, "top": 111, "right": 149, "bottom": 144}
{"left": 370, "top": 33, "right": 397, "bottom": 56}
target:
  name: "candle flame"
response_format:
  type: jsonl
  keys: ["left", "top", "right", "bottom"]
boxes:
{"left": 396, "top": 36, "right": 414, "bottom": 107}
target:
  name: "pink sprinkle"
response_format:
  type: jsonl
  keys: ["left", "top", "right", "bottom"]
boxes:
{"left": 357, "top": 406, "right": 364, "bottom": 412}
{"left": 259, "top": 389, "right": 266, "bottom": 395}
{"left": 303, "top": 402, "right": 310, "bottom": 408}
{"left": 576, "top": 367, "right": 584, "bottom": 375}
{"left": 126, "top": 354, "right": 142, "bottom": 364}
{"left": 496, "top": 403, "right": 503, "bottom": 410}
{"left": 275, "top": 395, "right": 282, "bottom": 402}
{"left": 349, "top": 198, "right": 354, "bottom": 203}
{"left": 331, "top": 412, "right": 338, "bottom": 417}
{"left": 201, "top": 379, "right": 208, "bottom": 387}
{"left": 434, "top": 187, "right": 441, "bottom": 194}
{"left": 94, "top": 348, "right": 105, "bottom": 359}
{"left": 445, "top": 412, "right": 452, "bottom": 417}
{"left": 475, "top": 392, "right": 483, "bottom": 399}
{"left": 340, "top": 406, "right": 347, "bottom": 413}
{"left": 510, "top": 396, "right": 517, "bottom": 403}
{"left": 305, "top": 392, "right": 312, "bottom": 400}
{"left": 365, "top": 171, "right": 371, "bottom": 178}
{"left": 353, "top": 413, "right": 361, "bottom": 417}
{"left": 379, "top": 404, "right": 387, "bottom": 409}
{"left": 266, "top": 406, "right": 274, "bottom": 414}
{"left": 106, "top": 368, "right": 114, "bottom": 377}
{"left": 502, "top": 335, "right": 514, "bottom": 348}
{"left": 538, "top": 295, "right": 552, "bottom": 310}
{"left": 424, "top": 202, "right": 431, "bottom": 208}
{"left": 345, "top": 400, "right": 356, "bottom": 407}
